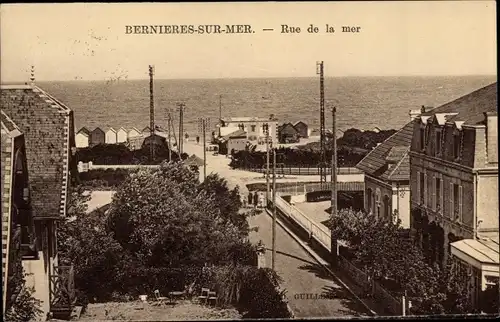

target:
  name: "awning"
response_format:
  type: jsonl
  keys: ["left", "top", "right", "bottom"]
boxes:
{"left": 451, "top": 238, "right": 499, "bottom": 272}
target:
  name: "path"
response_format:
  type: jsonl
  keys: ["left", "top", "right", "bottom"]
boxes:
{"left": 248, "top": 212, "right": 369, "bottom": 318}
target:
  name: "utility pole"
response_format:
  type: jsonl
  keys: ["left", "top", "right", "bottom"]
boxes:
{"left": 149, "top": 65, "right": 155, "bottom": 162}
{"left": 177, "top": 103, "right": 185, "bottom": 156}
{"left": 167, "top": 110, "right": 172, "bottom": 162}
{"left": 199, "top": 117, "right": 210, "bottom": 181}
{"left": 316, "top": 61, "right": 327, "bottom": 188}
{"left": 272, "top": 146, "right": 277, "bottom": 271}
{"left": 264, "top": 123, "right": 270, "bottom": 208}
{"left": 331, "top": 106, "right": 338, "bottom": 267}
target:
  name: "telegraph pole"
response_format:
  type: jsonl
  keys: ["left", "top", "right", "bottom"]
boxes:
{"left": 199, "top": 118, "right": 210, "bottom": 181}
{"left": 167, "top": 110, "right": 172, "bottom": 162}
{"left": 177, "top": 103, "right": 185, "bottom": 155}
{"left": 316, "top": 61, "right": 327, "bottom": 188}
{"left": 331, "top": 106, "right": 338, "bottom": 267}
{"left": 264, "top": 123, "right": 271, "bottom": 208}
{"left": 149, "top": 65, "right": 155, "bottom": 161}
{"left": 272, "top": 147, "right": 277, "bottom": 271}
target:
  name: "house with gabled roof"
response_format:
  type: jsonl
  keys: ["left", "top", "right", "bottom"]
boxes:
{"left": 356, "top": 117, "right": 417, "bottom": 229}
{"left": 128, "top": 127, "right": 141, "bottom": 139}
{"left": 1, "top": 83, "right": 77, "bottom": 319}
{"left": 116, "top": 127, "right": 128, "bottom": 143}
{"left": 104, "top": 127, "right": 117, "bottom": 144}
{"left": 90, "top": 127, "right": 105, "bottom": 146}
{"left": 293, "top": 121, "right": 308, "bottom": 138}
{"left": 75, "top": 127, "right": 91, "bottom": 148}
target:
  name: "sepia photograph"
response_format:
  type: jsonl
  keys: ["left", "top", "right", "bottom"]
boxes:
{"left": 0, "top": 1, "right": 498, "bottom": 321}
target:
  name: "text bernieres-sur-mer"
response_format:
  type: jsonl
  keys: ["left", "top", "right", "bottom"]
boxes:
{"left": 125, "top": 25, "right": 254, "bottom": 34}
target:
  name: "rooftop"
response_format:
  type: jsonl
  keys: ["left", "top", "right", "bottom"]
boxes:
{"left": 421, "top": 82, "right": 497, "bottom": 126}
{"left": 222, "top": 129, "right": 247, "bottom": 140}
{"left": 222, "top": 117, "right": 272, "bottom": 122}
{"left": 451, "top": 237, "right": 499, "bottom": 265}
{"left": 1, "top": 84, "right": 74, "bottom": 218}
{"left": 356, "top": 121, "right": 415, "bottom": 182}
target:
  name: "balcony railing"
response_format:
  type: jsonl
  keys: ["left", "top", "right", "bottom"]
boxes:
{"left": 50, "top": 265, "right": 76, "bottom": 317}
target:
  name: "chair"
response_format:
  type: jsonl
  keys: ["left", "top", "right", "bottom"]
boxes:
{"left": 152, "top": 289, "right": 169, "bottom": 306}
{"left": 198, "top": 288, "right": 209, "bottom": 305}
{"left": 207, "top": 291, "right": 217, "bottom": 306}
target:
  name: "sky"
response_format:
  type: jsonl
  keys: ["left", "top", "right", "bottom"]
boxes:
{"left": 0, "top": 1, "right": 497, "bottom": 81}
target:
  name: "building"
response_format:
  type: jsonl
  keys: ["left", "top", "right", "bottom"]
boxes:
{"left": 218, "top": 129, "right": 247, "bottom": 156}
{"left": 75, "top": 127, "right": 91, "bottom": 148}
{"left": 409, "top": 83, "right": 498, "bottom": 270}
{"left": 116, "top": 127, "right": 128, "bottom": 143}
{"left": 105, "top": 127, "right": 117, "bottom": 144}
{"left": 450, "top": 235, "right": 498, "bottom": 312}
{"left": 127, "top": 135, "right": 145, "bottom": 151}
{"left": 219, "top": 116, "right": 278, "bottom": 146}
{"left": 278, "top": 123, "right": 300, "bottom": 143}
{"left": 90, "top": 127, "right": 105, "bottom": 146}
{"left": 1, "top": 84, "right": 77, "bottom": 319}
{"left": 356, "top": 117, "right": 416, "bottom": 229}
{"left": 293, "top": 121, "right": 309, "bottom": 138}
{"left": 128, "top": 127, "right": 142, "bottom": 139}
{"left": 142, "top": 126, "right": 151, "bottom": 134}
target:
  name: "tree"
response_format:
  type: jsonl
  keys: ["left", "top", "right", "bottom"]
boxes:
{"left": 198, "top": 173, "right": 247, "bottom": 236}
{"left": 107, "top": 163, "right": 245, "bottom": 268}
{"left": 4, "top": 271, "right": 42, "bottom": 322}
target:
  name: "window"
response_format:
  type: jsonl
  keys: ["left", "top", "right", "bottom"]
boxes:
{"left": 251, "top": 125, "right": 256, "bottom": 132}
{"left": 419, "top": 172, "right": 425, "bottom": 204}
{"left": 435, "top": 177, "right": 442, "bottom": 212}
{"left": 436, "top": 131, "right": 442, "bottom": 155}
{"left": 366, "top": 188, "right": 372, "bottom": 213}
{"left": 453, "top": 133, "right": 461, "bottom": 160}
{"left": 419, "top": 128, "right": 426, "bottom": 151}
{"left": 451, "top": 183, "right": 462, "bottom": 221}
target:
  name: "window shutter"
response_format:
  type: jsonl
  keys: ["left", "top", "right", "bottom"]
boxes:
{"left": 450, "top": 182, "right": 454, "bottom": 219}
{"left": 416, "top": 171, "right": 420, "bottom": 203}
{"left": 424, "top": 172, "right": 428, "bottom": 207}
{"left": 459, "top": 185, "right": 463, "bottom": 222}
{"left": 440, "top": 180, "right": 444, "bottom": 213}
{"left": 432, "top": 175, "right": 436, "bottom": 211}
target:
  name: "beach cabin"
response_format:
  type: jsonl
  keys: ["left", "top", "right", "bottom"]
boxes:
{"left": 105, "top": 127, "right": 117, "bottom": 144}
{"left": 75, "top": 127, "right": 91, "bottom": 148}
{"left": 293, "top": 121, "right": 309, "bottom": 138}
{"left": 117, "top": 127, "right": 128, "bottom": 143}
{"left": 278, "top": 122, "right": 299, "bottom": 143}
{"left": 128, "top": 127, "right": 142, "bottom": 139}
{"left": 142, "top": 126, "right": 152, "bottom": 135}
{"left": 90, "top": 127, "right": 105, "bottom": 146}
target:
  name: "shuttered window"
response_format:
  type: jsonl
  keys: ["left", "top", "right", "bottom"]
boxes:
{"left": 458, "top": 185, "right": 463, "bottom": 222}
{"left": 424, "top": 172, "right": 428, "bottom": 207}
{"left": 432, "top": 175, "right": 436, "bottom": 211}
{"left": 449, "top": 182, "right": 454, "bottom": 219}
{"left": 416, "top": 171, "right": 420, "bottom": 204}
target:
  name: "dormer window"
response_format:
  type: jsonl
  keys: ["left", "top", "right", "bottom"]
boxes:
{"left": 419, "top": 127, "right": 425, "bottom": 151}
{"left": 453, "top": 132, "right": 461, "bottom": 160}
{"left": 435, "top": 130, "right": 442, "bottom": 156}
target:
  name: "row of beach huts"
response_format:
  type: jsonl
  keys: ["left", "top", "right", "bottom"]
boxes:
{"left": 75, "top": 126, "right": 167, "bottom": 149}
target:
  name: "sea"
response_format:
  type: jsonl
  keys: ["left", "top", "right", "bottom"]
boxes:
{"left": 37, "top": 76, "right": 497, "bottom": 136}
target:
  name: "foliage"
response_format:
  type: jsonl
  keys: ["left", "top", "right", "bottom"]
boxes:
{"left": 198, "top": 173, "right": 247, "bottom": 236}
{"left": 4, "top": 270, "right": 43, "bottom": 322}
{"left": 76, "top": 142, "right": 180, "bottom": 165}
{"left": 328, "top": 209, "right": 477, "bottom": 315}
{"left": 329, "top": 128, "right": 397, "bottom": 150}
{"left": 78, "top": 168, "right": 131, "bottom": 189}
{"left": 202, "top": 266, "right": 291, "bottom": 318}
{"left": 106, "top": 162, "right": 245, "bottom": 268}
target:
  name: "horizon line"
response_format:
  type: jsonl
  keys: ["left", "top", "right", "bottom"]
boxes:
{"left": 2, "top": 74, "right": 497, "bottom": 84}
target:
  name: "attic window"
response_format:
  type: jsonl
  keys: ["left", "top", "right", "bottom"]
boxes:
{"left": 436, "top": 130, "right": 442, "bottom": 156}
{"left": 453, "top": 133, "right": 461, "bottom": 160}
{"left": 419, "top": 128, "right": 425, "bottom": 151}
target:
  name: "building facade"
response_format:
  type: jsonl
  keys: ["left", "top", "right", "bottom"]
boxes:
{"left": 90, "top": 127, "right": 105, "bottom": 146}
{"left": 116, "top": 127, "right": 128, "bottom": 143}
{"left": 75, "top": 127, "right": 90, "bottom": 148}
{"left": 128, "top": 127, "right": 142, "bottom": 139}
{"left": 409, "top": 83, "right": 498, "bottom": 270}
{"left": 1, "top": 84, "right": 77, "bottom": 319}
{"left": 105, "top": 127, "right": 117, "bottom": 144}
{"left": 219, "top": 116, "right": 278, "bottom": 146}
{"left": 356, "top": 119, "right": 415, "bottom": 228}
{"left": 293, "top": 121, "right": 309, "bottom": 138}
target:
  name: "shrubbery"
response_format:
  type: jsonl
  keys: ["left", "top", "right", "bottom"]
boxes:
{"left": 328, "top": 209, "right": 477, "bottom": 315}
{"left": 58, "top": 162, "right": 290, "bottom": 318}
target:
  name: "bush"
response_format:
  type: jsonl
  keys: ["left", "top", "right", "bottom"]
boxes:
{"left": 4, "top": 271, "right": 43, "bottom": 322}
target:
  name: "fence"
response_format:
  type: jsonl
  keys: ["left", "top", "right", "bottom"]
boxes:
{"left": 244, "top": 166, "right": 362, "bottom": 176}
{"left": 77, "top": 161, "right": 160, "bottom": 173}
{"left": 272, "top": 193, "right": 405, "bottom": 316}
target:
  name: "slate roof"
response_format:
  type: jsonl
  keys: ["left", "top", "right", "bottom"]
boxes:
{"left": 77, "top": 126, "right": 91, "bottom": 136}
{"left": 280, "top": 123, "right": 298, "bottom": 136}
{"left": 222, "top": 129, "right": 247, "bottom": 141}
{"left": 1, "top": 84, "right": 74, "bottom": 219}
{"left": 356, "top": 121, "right": 415, "bottom": 182}
{"left": 421, "top": 82, "right": 497, "bottom": 125}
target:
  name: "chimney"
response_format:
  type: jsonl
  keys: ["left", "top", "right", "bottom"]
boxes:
{"left": 485, "top": 112, "right": 498, "bottom": 164}
{"left": 29, "top": 65, "right": 35, "bottom": 87}
{"left": 409, "top": 109, "right": 421, "bottom": 121}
